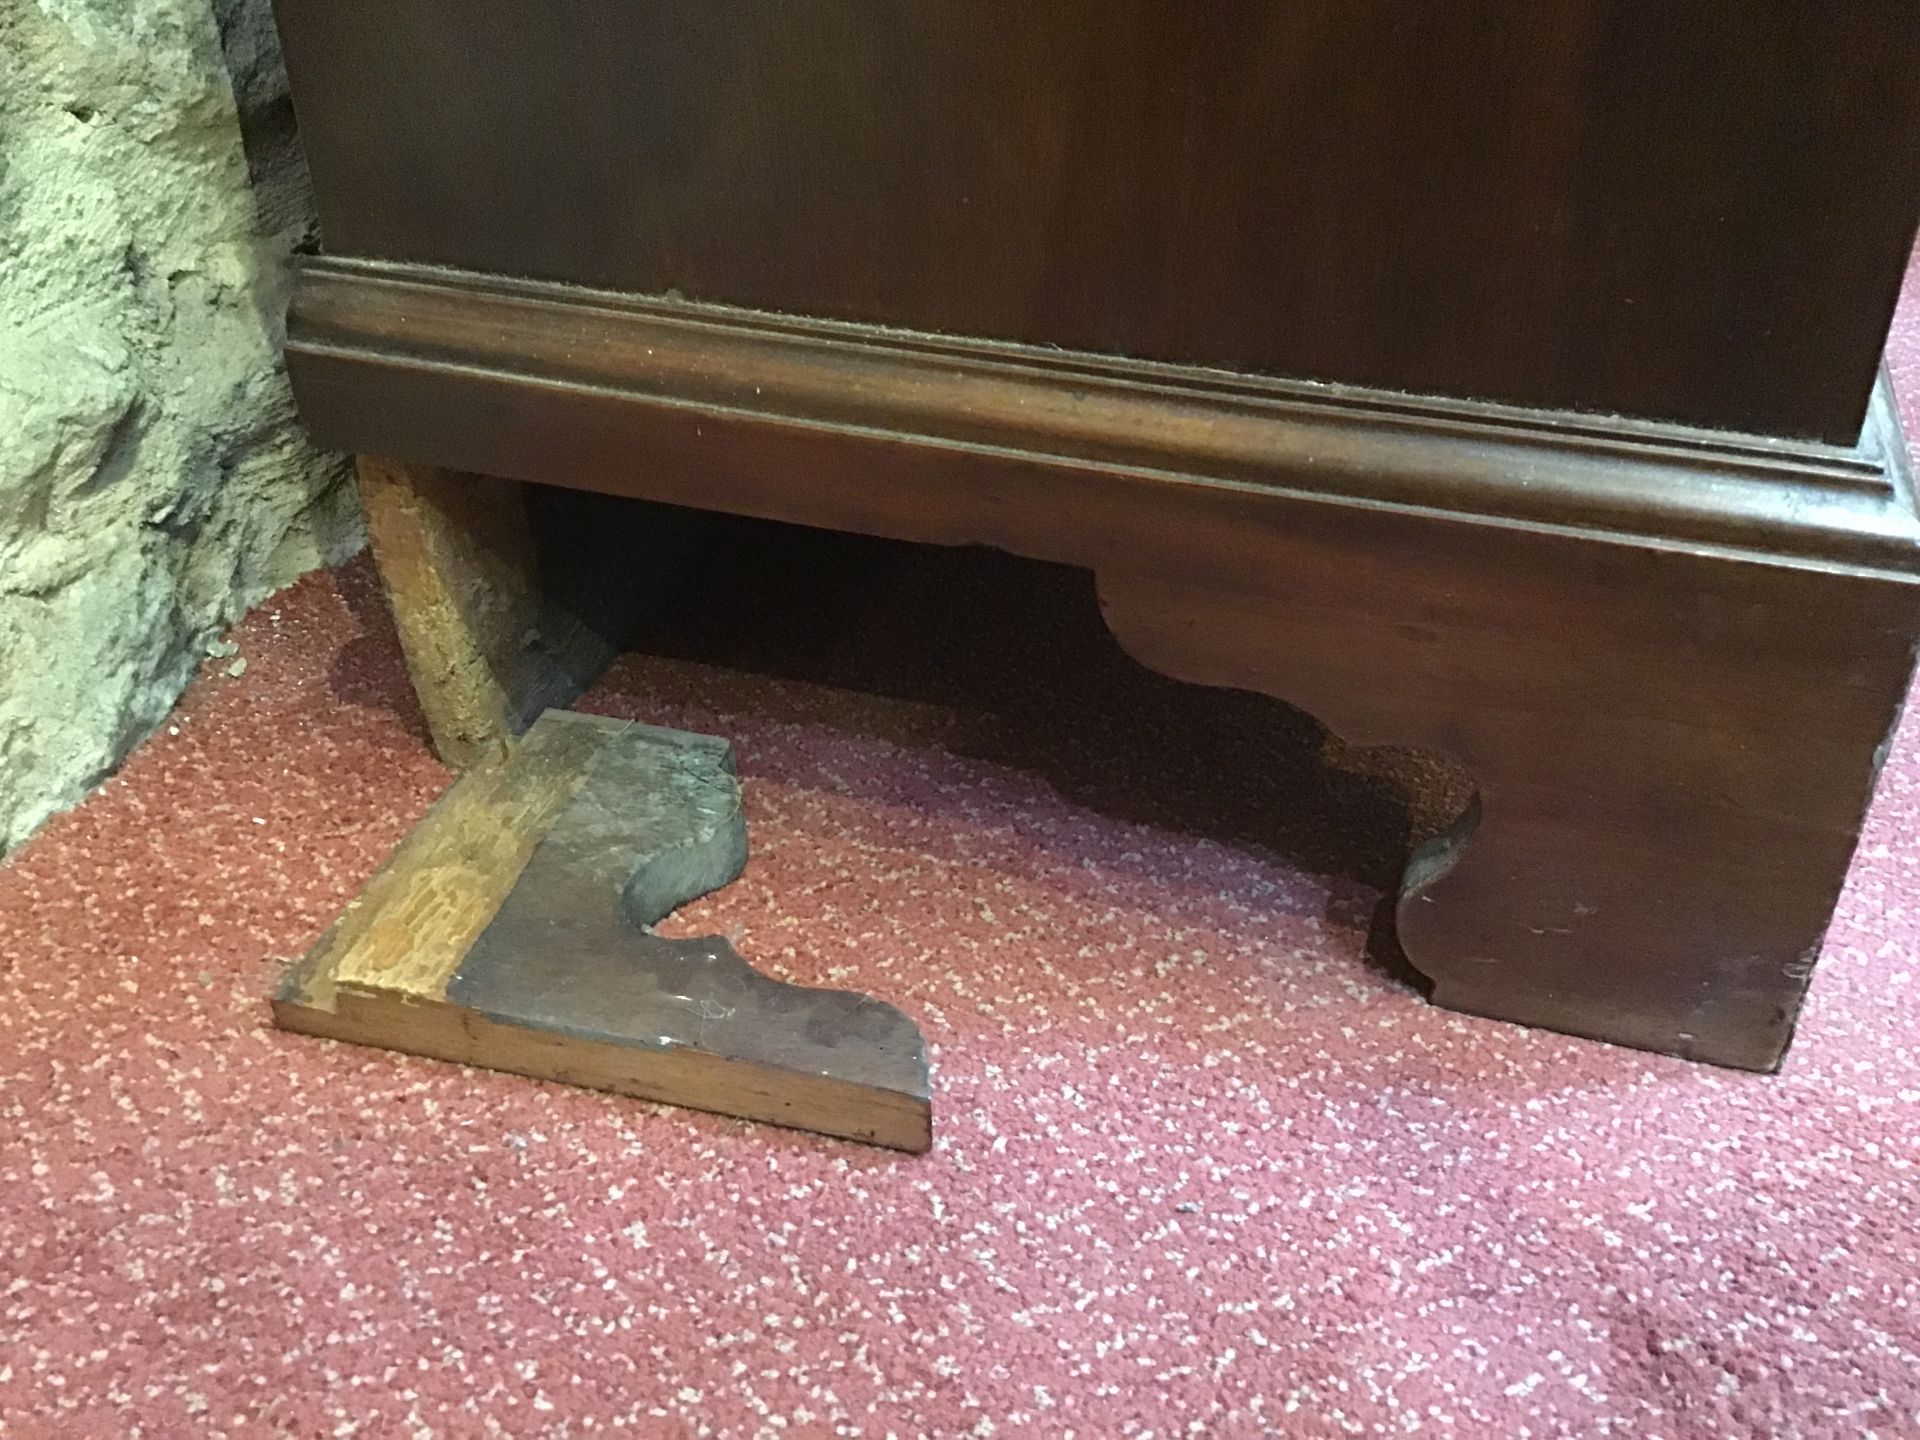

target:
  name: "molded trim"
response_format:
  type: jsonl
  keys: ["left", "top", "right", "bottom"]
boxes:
{"left": 287, "top": 256, "right": 1920, "bottom": 580}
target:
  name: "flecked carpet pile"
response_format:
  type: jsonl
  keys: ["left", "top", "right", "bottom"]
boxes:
{"left": 6, "top": 275, "right": 1920, "bottom": 1440}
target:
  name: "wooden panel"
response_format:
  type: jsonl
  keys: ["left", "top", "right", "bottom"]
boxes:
{"left": 270, "top": 0, "right": 1920, "bottom": 442}
{"left": 278, "top": 712, "right": 933, "bottom": 1150}
{"left": 286, "top": 261, "right": 1920, "bottom": 580}
{"left": 279, "top": 258, "right": 1920, "bottom": 1069}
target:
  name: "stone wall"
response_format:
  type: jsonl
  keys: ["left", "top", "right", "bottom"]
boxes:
{"left": 0, "top": 0, "right": 361, "bottom": 853}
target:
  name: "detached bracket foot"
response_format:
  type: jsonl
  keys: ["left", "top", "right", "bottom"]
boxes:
{"left": 274, "top": 710, "right": 932, "bottom": 1152}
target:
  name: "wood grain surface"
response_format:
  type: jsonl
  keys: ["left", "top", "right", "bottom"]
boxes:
{"left": 277, "top": 712, "right": 933, "bottom": 1149}
{"left": 282, "top": 260, "right": 1920, "bottom": 1070}
{"left": 272, "top": 0, "right": 1920, "bottom": 441}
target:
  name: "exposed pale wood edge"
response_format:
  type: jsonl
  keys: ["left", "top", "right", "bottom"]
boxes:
{"left": 288, "top": 258, "right": 1920, "bottom": 577}
{"left": 272, "top": 989, "right": 933, "bottom": 1152}
{"left": 356, "top": 457, "right": 617, "bottom": 767}
{"left": 276, "top": 710, "right": 932, "bottom": 1148}
{"left": 286, "top": 713, "right": 607, "bottom": 1007}
{"left": 1869, "top": 369, "right": 1918, "bottom": 517}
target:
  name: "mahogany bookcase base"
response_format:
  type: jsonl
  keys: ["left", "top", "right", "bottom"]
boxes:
{"left": 289, "top": 259, "right": 1920, "bottom": 1072}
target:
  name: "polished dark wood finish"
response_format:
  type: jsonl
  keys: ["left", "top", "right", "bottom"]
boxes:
{"left": 283, "top": 259, "right": 1920, "bottom": 1071}
{"left": 270, "top": 0, "right": 1920, "bottom": 442}
{"left": 270, "top": 2, "right": 1920, "bottom": 1068}
{"left": 290, "top": 261, "right": 1920, "bottom": 578}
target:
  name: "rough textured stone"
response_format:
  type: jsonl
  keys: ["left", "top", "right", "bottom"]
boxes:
{"left": 0, "top": 0, "right": 362, "bottom": 853}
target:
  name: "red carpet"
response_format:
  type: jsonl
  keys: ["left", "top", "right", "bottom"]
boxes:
{"left": 7, "top": 265, "right": 1920, "bottom": 1437}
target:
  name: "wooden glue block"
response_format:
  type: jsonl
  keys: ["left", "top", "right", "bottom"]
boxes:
{"left": 274, "top": 710, "right": 932, "bottom": 1152}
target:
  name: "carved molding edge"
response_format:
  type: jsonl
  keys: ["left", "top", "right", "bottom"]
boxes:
{"left": 288, "top": 256, "right": 1920, "bottom": 581}
{"left": 287, "top": 255, "right": 1920, "bottom": 1071}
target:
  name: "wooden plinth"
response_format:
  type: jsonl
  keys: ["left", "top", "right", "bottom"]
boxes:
{"left": 285, "top": 259, "right": 1920, "bottom": 1072}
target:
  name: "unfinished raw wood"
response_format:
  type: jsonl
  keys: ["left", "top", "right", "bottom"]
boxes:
{"left": 275, "top": 710, "right": 932, "bottom": 1151}
{"left": 357, "top": 458, "right": 618, "bottom": 767}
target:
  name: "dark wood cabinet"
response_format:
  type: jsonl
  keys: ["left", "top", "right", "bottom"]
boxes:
{"left": 271, "top": 1, "right": 1920, "bottom": 1070}
{"left": 277, "top": 1, "right": 1920, "bottom": 442}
